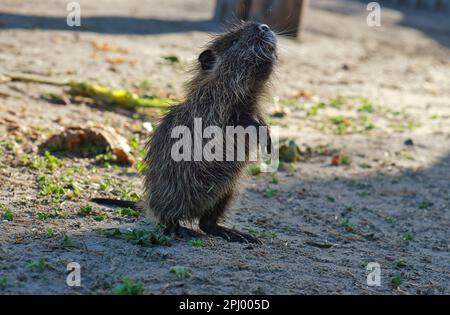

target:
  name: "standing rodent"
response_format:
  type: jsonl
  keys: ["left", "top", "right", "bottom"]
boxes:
{"left": 93, "top": 22, "right": 277, "bottom": 243}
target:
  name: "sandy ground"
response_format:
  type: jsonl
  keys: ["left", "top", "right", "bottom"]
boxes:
{"left": 0, "top": 0, "right": 449, "bottom": 294}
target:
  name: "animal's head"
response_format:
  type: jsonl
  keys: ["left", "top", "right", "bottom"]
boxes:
{"left": 197, "top": 21, "right": 277, "bottom": 89}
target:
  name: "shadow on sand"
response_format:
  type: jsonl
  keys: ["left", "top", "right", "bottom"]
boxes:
{"left": 316, "top": 0, "right": 450, "bottom": 49}
{"left": 0, "top": 13, "right": 222, "bottom": 35}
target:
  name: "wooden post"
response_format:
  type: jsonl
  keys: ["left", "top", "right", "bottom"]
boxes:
{"left": 214, "top": 0, "right": 308, "bottom": 38}
{"left": 248, "top": 0, "right": 308, "bottom": 37}
{"left": 214, "top": 0, "right": 251, "bottom": 22}
{"left": 247, "top": 0, "right": 272, "bottom": 22}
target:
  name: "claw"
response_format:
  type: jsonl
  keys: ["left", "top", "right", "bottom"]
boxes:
{"left": 200, "top": 224, "right": 262, "bottom": 244}
{"left": 163, "top": 225, "right": 201, "bottom": 240}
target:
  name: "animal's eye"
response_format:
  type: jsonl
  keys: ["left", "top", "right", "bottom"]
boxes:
{"left": 231, "top": 40, "right": 238, "bottom": 46}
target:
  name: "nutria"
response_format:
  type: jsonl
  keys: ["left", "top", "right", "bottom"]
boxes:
{"left": 93, "top": 21, "right": 277, "bottom": 243}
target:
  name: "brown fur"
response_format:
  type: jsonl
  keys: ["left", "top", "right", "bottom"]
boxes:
{"left": 140, "top": 22, "right": 277, "bottom": 229}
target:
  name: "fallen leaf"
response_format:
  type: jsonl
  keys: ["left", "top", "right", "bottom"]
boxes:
{"left": 92, "top": 41, "right": 128, "bottom": 53}
{"left": 331, "top": 153, "right": 342, "bottom": 166}
{"left": 67, "top": 81, "right": 172, "bottom": 109}
{"left": 106, "top": 57, "right": 126, "bottom": 65}
{"left": 41, "top": 125, "right": 135, "bottom": 165}
{"left": 293, "top": 89, "right": 313, "bottom": 99}
{"left": 331, "top": 153, "right": 351, "bottom": 166}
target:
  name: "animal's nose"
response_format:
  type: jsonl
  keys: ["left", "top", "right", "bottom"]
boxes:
{"left": 258, "top": 24, "right": 270, "bottom": 32}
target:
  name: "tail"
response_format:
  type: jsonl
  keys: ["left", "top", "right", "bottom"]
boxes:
{"left": 91, "top": 198, "right": 137, "bottom": 209}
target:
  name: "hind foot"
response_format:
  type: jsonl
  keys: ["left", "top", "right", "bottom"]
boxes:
{"left": 163, "top": 224, "right": 201, "bottom": 240}
{"left": 199, "top": 223, "right": 262, "bottom": 244}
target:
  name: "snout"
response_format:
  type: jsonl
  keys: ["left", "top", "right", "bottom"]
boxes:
{"left": 257, "top": 23, "right": 277, "bottom": 49}
{"left": 258, "top": 24, "right": 271, "bottom": 33}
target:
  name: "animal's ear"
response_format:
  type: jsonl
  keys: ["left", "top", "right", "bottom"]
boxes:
{"left": 198, "top": 49, "right": 215, "bottom": 70}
